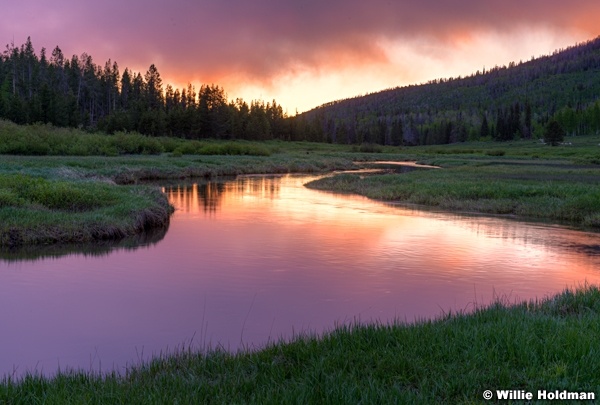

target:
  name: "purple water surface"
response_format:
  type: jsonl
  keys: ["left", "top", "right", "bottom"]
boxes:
{"left": 1, "top": 174, "right": 599, "bottom": 378}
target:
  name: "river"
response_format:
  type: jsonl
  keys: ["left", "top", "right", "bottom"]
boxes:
{"left": 1, "top": 173, "right": 599, "bottom": 378}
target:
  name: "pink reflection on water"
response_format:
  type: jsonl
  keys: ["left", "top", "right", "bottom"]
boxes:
{"left": 1, "top": 174, "right": 600, "bottom": 377}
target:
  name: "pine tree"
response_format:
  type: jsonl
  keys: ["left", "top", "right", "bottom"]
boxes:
{"left": 480, "top": 115, "right": 489, "bottom": 138}
{"left": 544, "top": 119, "right": 565, "bottom": 146}
{"left": 144, "top": 64, "right": 163, "bottom": 110}
{"left": 391, "top": 118, "right": 404, "bottom": 146}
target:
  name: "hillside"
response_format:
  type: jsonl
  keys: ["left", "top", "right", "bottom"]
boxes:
{"left": 301, "top": 36, "right": 600, "bottom": 145}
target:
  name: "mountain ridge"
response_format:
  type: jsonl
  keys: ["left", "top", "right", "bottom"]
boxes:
{"left": 300, "top": 36, "right": 600, "bottom": 145}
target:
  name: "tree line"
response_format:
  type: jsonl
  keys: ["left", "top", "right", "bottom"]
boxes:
{"left": 2, "top": 37, "right": 600, "bottom": 146}
{"left": 0, "top": 37, "right": 309, "bottom": 141}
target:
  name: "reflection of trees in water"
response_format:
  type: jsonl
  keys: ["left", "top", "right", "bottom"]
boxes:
{"left": 232, "top": 176, "right": 280, "bottom": 200}
{"left": 199, "top": 182, "right": 226, "bottom": 213}
{"left": 0, "top": 225, "right": 169, "bottom": 262}
{"left": 164, "top": 182, "right": 225, "bottom": 214}
{"left": 164, "top": 176, "right": 281, "bottom": 214}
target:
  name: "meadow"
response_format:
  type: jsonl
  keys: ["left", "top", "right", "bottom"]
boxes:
{"left": 308, "top": 136, "right": 600, "bottom": 230}
{"left": 307, "top": 159, "right": 600, "bottom": 229}
{"left": 2, "top": 122, "right": 600, "bottom": 402}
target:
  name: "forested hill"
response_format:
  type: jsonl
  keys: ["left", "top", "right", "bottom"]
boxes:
{"left": 301, "top": 36, "right": 600, "bottom": 145}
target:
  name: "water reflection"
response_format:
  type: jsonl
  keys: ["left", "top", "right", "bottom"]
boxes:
{"left": 426, "top": 210, "right": 600, "bottom": 260}
{"left": 0, "top": 225, "right": 169, "bottom": 262}
{"left": 1, "top": 174, "right": 599, "bottom": 378}
{"left": 163, "top": 176, "right": 281, "bottom": 215}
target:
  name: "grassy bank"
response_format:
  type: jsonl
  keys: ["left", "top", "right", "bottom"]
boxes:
{"left": 2, "top": 285, "right": 599, "bottom": 403}
{"left": 307, "top": 136, "right": 600, "bottom": 229}
{"left": 0, "top": 151, "right": 356, "bottom": 247}
{"left": 307, "top": 163, "right": 600, "bottom": 228}
{"left": 0, "top": 174, "right": 172, "bottom": 247}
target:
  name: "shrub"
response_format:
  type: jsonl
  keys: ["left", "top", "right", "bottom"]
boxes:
{"left": 544, "top": 120, "right": 565, "bottom": 146}
{"left": 355, "top": 143, "right": 383, "bottom": 153}
{"left": 485, "top": 150, "right": 506, "bottom": 156}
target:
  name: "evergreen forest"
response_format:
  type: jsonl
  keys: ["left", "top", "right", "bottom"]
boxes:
{"left": 1, "top": 36, "right": 600, "bottom": 145}
{"left": 302, "top": 36, "right": 600, "bottom": 145}
{"left": 0, "top": 38, "right": 290, "bottom": 141}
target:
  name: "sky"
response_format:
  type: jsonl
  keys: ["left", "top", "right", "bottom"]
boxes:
{"left": 2, "top": 1, "right": 599, "bottom": 114}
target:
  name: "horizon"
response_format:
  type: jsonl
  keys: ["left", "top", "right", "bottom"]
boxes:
{"left": 2, "top": 1, "right": 599, "bottom": 113}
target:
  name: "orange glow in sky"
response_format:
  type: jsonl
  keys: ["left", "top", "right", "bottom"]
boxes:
{"left": 1, "top": 1, "right": 599, "bottom": 113}
{"left": 142, "top": 28, "right": 595, "bottom": 114}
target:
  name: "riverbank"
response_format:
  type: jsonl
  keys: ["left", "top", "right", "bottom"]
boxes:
{"left": 0, "top": 174, "right": 172, "bottom": 247}
{"left": 307, "top": 137, "right": 600, "bottom": 229}
{"left": 306, "top": 161, "right": 600, "bottom": 229}
{"left": 2, "top": 285, "right": 599, "bottom": 403}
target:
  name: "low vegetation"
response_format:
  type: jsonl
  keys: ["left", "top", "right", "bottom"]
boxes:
{"left": 0, "top": 123, "right": 361, "bottom": 246}
{"left": 309, "top": 135, "right": 600, "bottom": 229}
{"left": 308, "top": 162, "right": 600, "bottom": 228}
{"left": 2, "top": 124, "right": 600, "bottom": 246}
{"left": 0, "top": 174, "right": 171, "bottom": 247}
{"left": 2, "top": 285, "right": 599, "bottom": 403}
{"left": 0, "top": 120, "right": 273, "bottom": 157}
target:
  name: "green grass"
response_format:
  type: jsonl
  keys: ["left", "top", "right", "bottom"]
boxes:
{"left": 0, "top": 150, "right": 358, "bottom": 184}
{"left": 2, "top": 128, "right": 600, "bottom": 245}
{"left": 0, "top": 124, "right": 359, "bottom": 247}
{"left": 307, "top": 164, "right": 600, "bottom": 228}
{"left": 2, "top": 122, "right": 600, "bottom": 245}
{"left": 2, "top": 285, "right": 599, "bottom": 404}
{"left": 0, "top": 146, "right": 357, "bottom": 247}
{"left": 0, "top": 120, "right": 277, "bottom": 157}
{"left": 307, "top": 135, "right": 600, "bottom": 229}
{"left": 0, "top": 174, "right": 171, "bottom": 247}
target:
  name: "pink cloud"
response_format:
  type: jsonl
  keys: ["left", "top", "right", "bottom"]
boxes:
{"left": 2, "top": 0, "right": 599, "bottom": 105}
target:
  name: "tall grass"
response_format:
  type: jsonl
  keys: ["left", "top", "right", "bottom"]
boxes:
{"left": 171, "top": 140, "right": 271, "bottom": 157}
{"left": 0, "top": 120, "right": 273, "bottom": 157}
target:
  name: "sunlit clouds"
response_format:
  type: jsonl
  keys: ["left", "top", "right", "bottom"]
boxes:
{"left": 1, "top": 1, "right": 599, "bottom": 112}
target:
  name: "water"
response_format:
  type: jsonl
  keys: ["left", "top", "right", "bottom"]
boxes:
{"left": 1, "top": 174, "right": 600, "bottom": 377}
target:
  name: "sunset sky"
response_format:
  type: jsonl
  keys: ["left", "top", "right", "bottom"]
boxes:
{"left": 2, "top": 1, "right": 599, "bottom": 113}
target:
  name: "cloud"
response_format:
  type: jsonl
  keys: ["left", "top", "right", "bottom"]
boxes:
{"left": 1, "top": 0, "right": 598, "bottom": 110}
